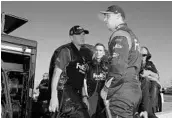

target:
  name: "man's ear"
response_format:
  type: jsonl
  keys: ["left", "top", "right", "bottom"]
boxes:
{"left": 116, "top": 13, "right": 121, "bottom": 19}
{"left": 69, "top": 35, "right": 74, "bottom": 41}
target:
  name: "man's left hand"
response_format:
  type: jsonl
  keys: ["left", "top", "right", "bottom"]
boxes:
{"left": 101, "top": 77, "right": 114, "bottom": 100}
{"left": 101, "top": 87, "right": 108, "bottom": 100}
{"left": 83, "top": 97, "right": 90, "bottom": 110}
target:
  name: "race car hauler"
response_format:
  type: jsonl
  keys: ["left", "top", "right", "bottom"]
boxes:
{"left": 1, "top": 13, "right": 37, "bottom": 118}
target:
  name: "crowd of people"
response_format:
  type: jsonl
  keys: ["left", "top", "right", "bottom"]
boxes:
{"left": 35, "top": 5, "right": 162, "bottom": 118}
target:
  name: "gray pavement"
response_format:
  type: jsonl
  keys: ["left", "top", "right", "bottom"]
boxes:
{"left": 162, "top": 94, "right": 172, "bottom": 112}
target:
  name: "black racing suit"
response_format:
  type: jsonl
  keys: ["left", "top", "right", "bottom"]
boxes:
{"left": 48, "top": 43, "right": 90, "bottom": 118}
{"left": 106, "top": 23, "right": 142, "bottom": 118}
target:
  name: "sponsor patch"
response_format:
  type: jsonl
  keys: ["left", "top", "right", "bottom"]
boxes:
{"left": 77, "top": 26, "right": 83, "bottom": 30}
{"left": 56, "top": 57, "right": 60, "bottom": 62}
{"left": 76, "top": 63, "right": 87, "bottom": 74}
{"left": 93, "top": 73, "right": 106, "bottom": 80}
{"left": 114, "top": 44, "right": 123, "bottom": 49}
{"left": 112, "top": 52, "right": 119, "bottom": 58}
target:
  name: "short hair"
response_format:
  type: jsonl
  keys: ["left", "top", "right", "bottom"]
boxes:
{"left": 141, "top": 46, "right": 152, "bottom": 61}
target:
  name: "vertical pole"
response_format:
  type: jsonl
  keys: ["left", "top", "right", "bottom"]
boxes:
{"left": 1, "top": 12, "right": 5, "bottom": 34}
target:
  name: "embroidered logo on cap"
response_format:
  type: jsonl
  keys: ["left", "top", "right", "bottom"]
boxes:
{"left": 77, "top": 26, "right": 83, "bottom": 30}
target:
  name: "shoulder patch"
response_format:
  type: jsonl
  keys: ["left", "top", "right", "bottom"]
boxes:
{"left": 62, "top": 47, "right": 71, "bottom": 61}
{"left": 60, "top": 47, "right": 70, "bottom": 55}
{"left": 112, "top": 52, "right": 119, "bottom": 58}
{"left": 114, "top": 44, "right": 123, "bottom": 49}
{"left": 56, "top": 57, "right": 60, "bottom": 63}
{"left": 111, "top": 30, "right": 132, "bottom": 50}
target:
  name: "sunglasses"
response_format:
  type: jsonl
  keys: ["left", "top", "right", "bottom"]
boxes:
{"left": 142, "top": 54, "right": 147, "bottom": 57}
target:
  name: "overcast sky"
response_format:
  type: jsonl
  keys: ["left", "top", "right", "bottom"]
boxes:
{"left": 2, "top": 1, "right": 172, "bottom": 87}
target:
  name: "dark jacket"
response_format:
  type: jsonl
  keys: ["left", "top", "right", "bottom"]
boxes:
{"left": 87, "top": 56, "right": 109, "bottom": 97}
{"left": 107, "top": 23, "right": 142, "bottom": 99}
{"left": 139, "top": 60, "right": 161, "bottom": 117}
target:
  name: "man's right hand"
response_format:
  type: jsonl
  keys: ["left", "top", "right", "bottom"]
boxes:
{"left": 49, "top": 97, "right": 59, "bottom": 112}
{"left": 100, "top": 87, "right": 108, "bottom": 100}
{"left": 140, "top": 111, "right": 148, "bottom": 118}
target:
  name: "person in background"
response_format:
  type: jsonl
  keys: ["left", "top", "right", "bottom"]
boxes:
{"left": 48, "top": 25, "right": 90, "bottom": 118}
{"left": 138, "top": 46, "right": 161, "bottom": 118}
{"left": 37, "top": 73, "right": 49, "bottom": 101}
{"left": 84, "top": 43, "right": 108, "bottom": 118}
{"left": 100, "top": 5, "right": 142, "bottom": 118}
{"left": 32, "top": 73, "right": 49, "bottom": 118}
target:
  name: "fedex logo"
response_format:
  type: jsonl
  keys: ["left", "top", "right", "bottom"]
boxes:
{"left": 76, "top": 63, "right": 86, "bottom": 74}
{"left": 93, "top": 73, "right": 106, "bottom": 80}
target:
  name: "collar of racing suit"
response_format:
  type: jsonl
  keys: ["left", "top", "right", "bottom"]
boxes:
{"left": 115, "top": 23, "right": 127, "bottom": 31}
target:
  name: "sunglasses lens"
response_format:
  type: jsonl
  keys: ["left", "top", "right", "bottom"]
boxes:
{"left": 142, "top": 54, "right": 147, "bottom": 57}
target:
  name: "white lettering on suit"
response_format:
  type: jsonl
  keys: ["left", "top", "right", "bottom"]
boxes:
{"left": 93, "top": 73, "right": 105, "bottom": 80}
{"left": 76, "top": 63, "right": 86, "bottom": 74}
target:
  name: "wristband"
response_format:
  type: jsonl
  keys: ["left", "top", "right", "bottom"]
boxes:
{"left": 103, "top": 85, "right": 109, "bottom": 92}
{"left": 82, "top": 95, "right": 88, "bottom": 98}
